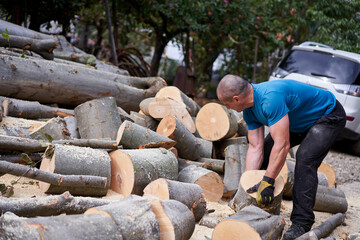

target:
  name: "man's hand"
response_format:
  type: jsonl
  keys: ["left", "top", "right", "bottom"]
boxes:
{"left": 247, "top": 176, "right": 275, "bottom": 205}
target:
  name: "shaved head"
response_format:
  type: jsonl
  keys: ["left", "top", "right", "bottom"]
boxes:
{"left": 217, "top": 74, "right": 251, "bottom": 102}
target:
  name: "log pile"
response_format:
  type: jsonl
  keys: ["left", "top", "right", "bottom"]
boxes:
{"left": 0, "top": 19, "right": 348, "bottom": 239}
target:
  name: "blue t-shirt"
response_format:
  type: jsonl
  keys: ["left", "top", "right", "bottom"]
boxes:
{"left": 243, "top": 80, "right": 336, "bottom": 133}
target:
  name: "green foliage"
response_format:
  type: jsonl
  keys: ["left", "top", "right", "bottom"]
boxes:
{"left": 1, "top": 28, "right": 9, "bottom": 42}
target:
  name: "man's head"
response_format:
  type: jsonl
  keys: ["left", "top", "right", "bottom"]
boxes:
{"left": 216, "top": 74, "right": 253, "bottom": 112}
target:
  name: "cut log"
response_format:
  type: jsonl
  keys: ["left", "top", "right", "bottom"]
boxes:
{"left": 0, "top": 96, "right": 74, "bottom": 119}
{"left": 74, "top": 97, "right": 122, "bottom": 140}
{"left": 229, "top": 109, "right": 248, "bottom": 137}
{"left": 212, "top": 205, "right": 285, "bottom": 240}
{"left": 63, "top": 116, "right": 80, "bottom": 139}
{"left": 52, "top": 139, "right": 118, "bottom": 149}
{"left": 157, "top": 114, "right": 200, "bottom": 160}
{"left": 0, "top": 135, "right": 48, "bottom": 153}
{"left": 0, "top": 191, "right": 117, "bottom": 217}
{"left": 0, "top": 116, "right": 44, "bottom": 138}
{"left": 178, "top": 165, "right": 224, "bottom": 202}
{"left": 318, "top": 162, "right": 336, "bottom": 188}
{"left": 0, "top": 54, "right": 166, "bottom": 112}
{"left": 143, "top": 178, "right": 206, "bottom": 222}
{"left": 313, "top": 185, "right": 348, "bottom": 213}
{"left": 30, "top": 117, "right": 71, "bottom": 142}
{"left": 229, "top": 170, "right": 284, "bottom": 214}
{"left": 109, "top": 148, "right": 178, "bottom": 196}
{"left": 0, "top": 153, "right": 42, "bottom": 164}
{"left": 117, "top": 106, "right": 133, "bottom": 122}
{"left": 130, "top": 111, "right": 158, "bottom": 131}
{"left": 116, "top": 120, "right": 176, "bottom": 149}
{"left": 146, "top": 197, "right": 196, "bottom": 240}
{"left": 223, "top": 141, "right": 248, "bottom": 197}
{"left": 39, "top": 144, "right": 111, "bottom": 196}
{"left": 148, "top": 97, "right": 196, "bottom": 133}
{"left": 85, "top": 194, "right": 160, "bottom": 239}
{"left": 195, "top": 137, "right": 213, "bottom": 158}
{"left": 53, "top": 50, "right": 96, "bottom": 65}
{"left": 196, "top": 103, "right": 238, "bottom": 141}
{"left": 0, "top": 34, "right": 56, "bottom": 60}
{"left": 0, "top": 211, "right": 123, "bottom": 240}
{"left": 213, "top": 136, "right": 248, "bottom": 159}
{"left": 296, "top": 213, "right": 345, "bottom": 240}
{"left": 139, "top": 97, "right": 155, "bottom": 116}
{"left": 0, "top": 161, "right": 108, "bottom": 189}
{"left": 155, "top": 86, "right": 200, "bottom": 117}
{"left": 178, "top": 158, "right": 224, "bottom": 174}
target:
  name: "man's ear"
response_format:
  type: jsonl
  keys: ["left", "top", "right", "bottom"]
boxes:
{"left": 233, "top": 95, "right": 240, "bottom": 102}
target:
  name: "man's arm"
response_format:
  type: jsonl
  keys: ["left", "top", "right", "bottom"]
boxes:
{"left": 245, "top": 125, "right": 265, "bottom": 171}
{"left": 265, "top": 114, "right": 290, "bottom": 179}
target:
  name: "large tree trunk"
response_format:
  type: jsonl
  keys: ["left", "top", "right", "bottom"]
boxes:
{"left": 157, "top": 114, "right": 200, "bottom": 160}
{"left": 229, "top": 170, "right": 285, "bottom": 215}
{"left": 212, "top": 205, "right": 285, "bottom": 240}
{"left": 109, "top": 148, "right": 178, "bottom": 196}
{"left": 0, "top": 191, "right": 117, "bottom": 217}
{"left": 0, "top": 96, "right": 74, "bottom": 119}
{"left": 116, "top": 120, "right": 176, "bottom": 149}
{"left": 155, "top": 86, "right": 200, "bottom": 117}
{"left": 196, "top": 103, "right": 238, "bottom": 141}
{"left": 143, "top": 178, "right": 206, "bottom": 222}
{"left": 178, "top": 165, "right": 224, "bottom": 202}
{"left": 39, "top": 144, "right": 111, "bottom": 196}
{"left": 0, "top": 54, "right": 166, "bottom": 112}
{"left": 74, "top": 97, "right": 122, "bottom": 140}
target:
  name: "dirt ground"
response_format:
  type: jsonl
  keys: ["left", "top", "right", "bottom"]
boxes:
{"left": 0, "top": 148, "right": 359, "bottom": 239}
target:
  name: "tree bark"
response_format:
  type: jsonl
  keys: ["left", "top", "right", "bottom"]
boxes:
{"left": 196, "top": 103, "right": 238, "bottom": 141}
{"left": 178, "top": 165, "right": 224, "bottom": 202}
{"left": 139, "top": 97, "right": 155, "bottom": 116}
{"left": 0, "top": 116, "right": 44, "bottom": 138}
{"left": 0, "top": 34, "right": 56, "bottom": 60}
{"left": 223, "top": 141, "right": 248, "bottom": 197}
{"left": 0, "top": 191, "right": 117, "bottom": 217}
{"left": 116, "top": 120, "right": 176, "bottom": 149}
{"left": 213, "top": 136, "right": 248, "bottom": 159}
{"left": 30, "top": 117, "right": 71, "bottom": 142}
{"left": 296, "top": 213, "right": 345, "bottom": 240}
{"left": 52, "top": 139, "right": 118, "bottom": 149}
{"left": 0, "top": 96, "right": 74, "bottom": 119}
{"left": 157, "top": 114, "right": 200, "bottom": 160}
{"left": 229, "top": 109, "right": 248, "bottom": 137}
{"left": 229, "top": 170, "right": 284, "bottom": 215}
{"left": 39, "top": 144, "right": 111, "bottom": 196}
{"left": 130, "top": 111, "right": 158, "bottom": 131}
{"left": 212, "top": 205, "right": 285, "bottom": 240}
{"left": 155, "top": 86, "right": 200, "bottom": 117}
{"left": 178, "top": 158, "right": 224, "bottom": 174}
{"left": 195, "top": 137, "right": 213, "bottom": 159}
{"left": 53, "top": 50, "right": 96, "bottom": 65}
{"left": 109, "top": 148, "right": 178, "bottom": 196}
{"left": 149, "top": 97, "right": 196, "bottom": 133}
{"left": 143, "top": 178, "right": 206, "bottom": 222}
{"left": 63, "top": 116, "right": 80, "bottom": 139}
{"left": 74, "top": 97, "right": 122, "bottom": 140}
{"left": 0, "top": 54, "right": 166, "bottom": 112}
{"left": 0, "top": 135, "right": 48, "bottom": 153}
{"left": 0, "top": 153, "right": 42, "bottom": 164}
{"left": 0, "top": 161, "right": 108, "bottom": 189}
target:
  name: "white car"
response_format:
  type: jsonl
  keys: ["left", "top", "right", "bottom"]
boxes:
{"left": 269, "top": 41, "right": 360, "bottom": 155}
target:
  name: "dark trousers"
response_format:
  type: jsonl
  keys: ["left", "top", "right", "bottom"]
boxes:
{"left": 261, "top": 100, "right": 346, "bottom": 230}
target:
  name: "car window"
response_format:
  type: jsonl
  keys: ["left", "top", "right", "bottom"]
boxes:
{"left": 279, "top": 50, "right": 360, "bottom": 85}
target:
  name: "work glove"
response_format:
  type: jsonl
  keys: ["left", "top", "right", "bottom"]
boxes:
{"left": 246, "top": 176, "right": 275, "bottom": 205}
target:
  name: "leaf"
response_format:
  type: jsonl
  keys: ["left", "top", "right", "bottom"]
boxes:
{"left": 0, "top": 184, "right": 6, "bottom": 193}
{"left": 87, "top": 56, "right": 96, "bottom": 64}
{"left": 3, "top": 186, "right": 14, "bottom": 198}
{"left": 44, "top": 145, "right": 55, "bottom": 159}
{"left": 10, "top": 180, "right": 17, "bottom": 185}
{"left": 21, "top": 153, "right": 36, "bottom": 166}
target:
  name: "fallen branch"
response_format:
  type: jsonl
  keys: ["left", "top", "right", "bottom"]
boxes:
{"left": 52, "top": 139, "right": 118, "bottom": 149}
{"left": 0, "top": 161, "right": 108, "bottom": 189}
{"left": 296, "top": 213, "right": 345, "bottom": 240}
{"left": 0, "top": 191, "right": 117, "bottom": 217}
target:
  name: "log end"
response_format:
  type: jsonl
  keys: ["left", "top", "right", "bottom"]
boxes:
{"left": 212, "top": 219, "right": 261, "bottom": 240}
{"left": 156, "top": 114, "right": 177, "bottom": 139}
{"left": 143, "top": 178, "right": 170, "bottom": 200}
{"left": 195, "top": 171, "right": 224, "bottom": 202}
{"left": 39, "top": 151, "right": 56, "bottom": 193}
{"left": 109, "top": 150, "right": 134, "bottom": 196}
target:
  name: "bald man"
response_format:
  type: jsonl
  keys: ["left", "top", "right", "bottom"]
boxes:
{"left": 217, "top": 74, "right": 346, "bottom": 240}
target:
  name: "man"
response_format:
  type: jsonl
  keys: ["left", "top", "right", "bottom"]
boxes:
{"left": 216, "top": 74, "right": 346, "bottom": 240}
